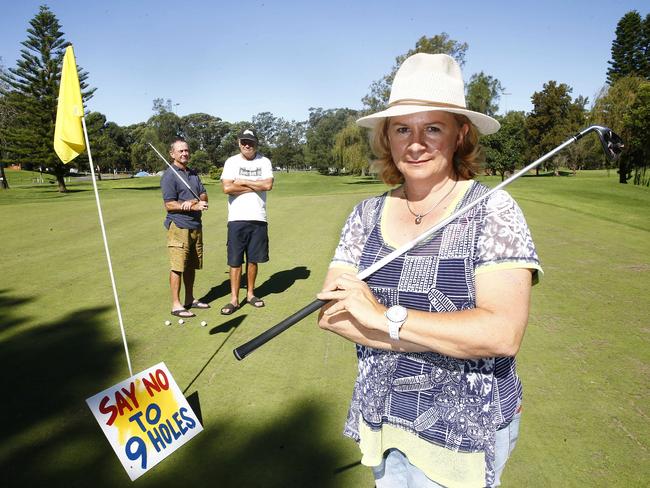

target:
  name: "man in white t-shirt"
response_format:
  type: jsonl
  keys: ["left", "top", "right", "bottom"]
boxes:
{"left": 219, "top": 128, "right": 274, "bottom": 315}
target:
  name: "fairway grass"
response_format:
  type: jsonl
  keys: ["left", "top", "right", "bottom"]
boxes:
{"left": 0, "top": 170, "right": 648, "bottom": 486}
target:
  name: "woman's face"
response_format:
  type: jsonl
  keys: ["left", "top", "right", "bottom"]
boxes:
{"left": 387, "top": 111, "right": 467, "bottom": 183}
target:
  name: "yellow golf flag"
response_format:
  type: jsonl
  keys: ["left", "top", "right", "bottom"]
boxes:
{"left": 54, "top": 45, "right": 86, "bottom": 163}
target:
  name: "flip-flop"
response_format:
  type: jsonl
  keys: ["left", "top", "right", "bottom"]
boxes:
{"left": 185, "top": 300, "right": 211, "bottom": 309}
{"left": 247, "top": 296, "right": 265, "bottom": 308}
{"left": 171, "top": 309, "right": 195, "bottom": 318}
{"left": 220, "top": 303, "right": 238, "bottom": 315}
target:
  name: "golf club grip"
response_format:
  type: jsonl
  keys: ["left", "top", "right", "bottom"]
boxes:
{"left": 233, "top": 298, "right": 328, "bottom": 360}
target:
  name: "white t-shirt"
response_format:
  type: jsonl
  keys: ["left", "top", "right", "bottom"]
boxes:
{"left": 221, "top": 153, "right": 273, "bottom": 222}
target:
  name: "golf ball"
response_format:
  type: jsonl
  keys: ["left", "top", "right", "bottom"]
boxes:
{"left": 178, "top": 319, "right": 184, "bottom": 325}
{"left": 200, "top": 320, "right": 207, "bottom": 327}
{"left": 164, "top": 320, "right": 171, "bottom": 326}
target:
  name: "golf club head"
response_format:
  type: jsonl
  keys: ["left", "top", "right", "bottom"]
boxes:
{"left": 592, "top": 126, "right": 624, "bottom": 162}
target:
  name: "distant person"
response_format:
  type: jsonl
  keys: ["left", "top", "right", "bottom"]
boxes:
{"left": 317, "top": 54, "right": 542, "bottom": 487}
{"left": 220, "top": 128, "right": 274, "bottom": 315}
{"left": 160, "top": 137, "right": 210, "bottom": 318}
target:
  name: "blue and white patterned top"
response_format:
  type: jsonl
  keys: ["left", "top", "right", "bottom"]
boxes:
{"left": 330, "top": 181, "right": 541, "bottom": 486}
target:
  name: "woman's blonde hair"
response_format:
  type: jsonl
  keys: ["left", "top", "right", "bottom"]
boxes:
{"left": 370, "top": 113, "right": 484, "bottom": 185}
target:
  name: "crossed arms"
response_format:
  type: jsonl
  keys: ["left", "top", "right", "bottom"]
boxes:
{"left": 221, "top": 178, "right": 273, "bottom": 196}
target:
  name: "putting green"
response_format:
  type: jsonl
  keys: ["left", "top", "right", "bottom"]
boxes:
{"left": 0, "top": 169, "right": 647, "bottom": 486}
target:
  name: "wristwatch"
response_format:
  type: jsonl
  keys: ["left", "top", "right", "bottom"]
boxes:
{"left": 385, "top": 305, "right": 408, "bottom": 340}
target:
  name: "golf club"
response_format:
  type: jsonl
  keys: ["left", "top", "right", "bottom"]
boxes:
{"left": 590, "top": 126, "right": 624, "bottom": 161}
{"left": 148, "top": 142, "right": 202, "bottom": 200}
{"left": 233, "top": 125, "right": 623, "bottom": 361}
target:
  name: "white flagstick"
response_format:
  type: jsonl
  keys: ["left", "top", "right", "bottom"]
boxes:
{"left": 81, "top": 116, "right": 133, "bottom": 376}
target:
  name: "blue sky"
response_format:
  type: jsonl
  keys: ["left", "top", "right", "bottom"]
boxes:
{"left": 1, "top": 0, "right": 646, "bottom": 127}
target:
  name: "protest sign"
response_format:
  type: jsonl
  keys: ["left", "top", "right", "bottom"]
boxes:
{"left": 86, "top": 362, "right": 202, "bottom": 480}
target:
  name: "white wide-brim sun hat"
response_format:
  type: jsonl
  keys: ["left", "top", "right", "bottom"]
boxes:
{"left": 357, "top": 53, "right": 500, "bottom": 135}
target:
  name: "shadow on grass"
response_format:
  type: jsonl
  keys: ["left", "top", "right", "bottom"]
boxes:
{"left": 0, "top": 291, "right": 363, "bottom": 487}
{"left": 520, "top": 170, "right": 576, "bottom": 178}
{"left": 200, "top": 266, "right": 311, "bottom": 306}
{"left": 255, "top": 266, "right": 311, "bottom": 298}
{"left": 116, "top": 185, "right": 162, "bottom": 191}
{"left": 182, "top": 315, "right": 246, "bottom": 394}
{"left": 0, "top": 288, "right": 35, "bottom": 332}
{"left": 139, "top": 400, "right": 361, "bottom": 488}
{"left": 199, "top": 278, "right": 231, "bottom": 305}
{"left": 0, "top": 293, "right": 125, "bottom": 485}
{"left": 209, "top": 314, "right": 246, "bottom": 335}
{"left": 346, "top": 176, "right": 382, "bottom": 185}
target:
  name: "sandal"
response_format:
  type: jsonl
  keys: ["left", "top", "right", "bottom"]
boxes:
{"left": 247, "top": 296, "right": 265, "bottom": 308}
{"left": 171, "top": 309, "right": 195, "bottom": 318}
{"left": 220, "top": 303, "right": 238, "bottom": 315}
{"left": 185, "top": 300, "right": 211, "bottom": 309}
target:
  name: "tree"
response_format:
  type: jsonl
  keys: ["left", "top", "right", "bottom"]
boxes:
{"left": 607, "top": 11, "right": 650, "bottom": 84}
{"left": 525, "top": 81, "right": 585, "bottom": 175}
{"left": 181, "top": 112, "right": 228, "bottom": 164}
{"left": 623, "top": 80, "right": 650, "bottom": 185}
{"left": 643, "top": 13, "right": 650, "bottom": 78}
{"left": 252, "top": 111, "right": 280, "bottom": 158}
{"left": 482, "top": 111, "right": 527, "bottom": 180}
{"left": 189, "top": 149, "right": 213, "bottom": 174}
{"left": 362, "top": 34, "right": 468, "bottom": 112}
{"left": 152, "top": 97, "right": 173, "bottom": 115}
{"left": 78, "top": 112, "right": 129, "bottom": 176}
{"left": 272, "top": 119, "right": 305, "bottom": 170}
{"left": 0, "top": 5, "right": 95, "bottom": 192}
{"left": 251, "top": 112, "right": 305, "bottom": 170}
{"left": 332, "top": 119, "right": 372, "bottom": 175}
{"left": 216, "top": 121, "right": 248, "bottom": 164}
{"left": 466, "top": 72, "right": 504, "bottom": 117}
{"left": 0, "top": 58, "right": 16, "bottom": 189}
{"left": 127, "top": 123, "right": 162, "bottom": 173}
{"left": 592, "top": 76, "right": 646, "bottom": 183}
{"left": 304, "top": 107, "right": 358, "bottom": 173}
{"left": 148, "top": 111, "right": 182, "bottom": 146}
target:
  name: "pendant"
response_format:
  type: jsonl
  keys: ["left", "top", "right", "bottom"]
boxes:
{"left": 415, "top": 215, "right": 423, "bottom": 225}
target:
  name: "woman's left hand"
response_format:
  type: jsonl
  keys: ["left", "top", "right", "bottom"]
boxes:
{"left": 317, "top": 273, "right": 386, "bottom": 331}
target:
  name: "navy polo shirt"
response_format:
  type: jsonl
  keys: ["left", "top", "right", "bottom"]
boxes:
{"left": 160, "top": 165, "right": 207, "bottom": 230}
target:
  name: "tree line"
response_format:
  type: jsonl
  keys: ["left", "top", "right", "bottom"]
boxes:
{"left": 1, "top": 6, "right": 649, "bottom": 192}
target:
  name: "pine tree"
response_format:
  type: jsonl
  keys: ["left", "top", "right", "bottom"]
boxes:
{"left": 641, "top": 13, "right": 650, "bottom": 79}
{"left": 0, "top": 59, "right": 16, "bottom": 189}
{"left": 607, "top": 11, "right": 646, "bottom": 84}
{"left": 0, "top": 5, "right": 95, "bottom": 192}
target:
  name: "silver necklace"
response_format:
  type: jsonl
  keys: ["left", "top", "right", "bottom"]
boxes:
{"left": 404, "top": 179, "right": 458, "bottom": 225}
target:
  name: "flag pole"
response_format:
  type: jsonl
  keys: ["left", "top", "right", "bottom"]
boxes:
{"left": 81, "top": 116, "right": 133, "bottom": 377}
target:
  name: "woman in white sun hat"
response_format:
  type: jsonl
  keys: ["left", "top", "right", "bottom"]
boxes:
{"left": 317, "top": 53, "right": 542, "bottom": 487}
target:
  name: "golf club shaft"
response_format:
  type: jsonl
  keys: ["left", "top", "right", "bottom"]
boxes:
{"left": 148, "top": 142, "right": 202, "bottom": 200}
{"left": 232, "top": 126, "right": 607, "bottom": 361}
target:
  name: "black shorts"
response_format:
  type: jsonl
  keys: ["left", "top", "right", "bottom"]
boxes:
{"left": 227, "top": 221, "right": 269, "bottom": 267}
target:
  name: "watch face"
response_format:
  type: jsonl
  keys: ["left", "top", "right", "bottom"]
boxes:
{"left": 386, "top": 305, "right": 407, "bottom": 322}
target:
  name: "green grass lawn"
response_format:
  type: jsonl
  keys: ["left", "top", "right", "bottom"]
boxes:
{"left": 0, "top": 169, "right": 648, "bottom": 487}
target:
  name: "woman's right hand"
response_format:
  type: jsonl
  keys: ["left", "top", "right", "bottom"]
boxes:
{"left": 317, "top": 273, "right": 386, "bottom": 332}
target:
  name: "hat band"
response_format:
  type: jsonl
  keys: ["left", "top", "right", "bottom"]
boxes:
{"left": 388, "top": 99, "right": 466, "bottom": 110}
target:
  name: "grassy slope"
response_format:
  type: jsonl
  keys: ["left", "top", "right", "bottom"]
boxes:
{"left": 0, "top": 170, "right": 647, "bottom": 486}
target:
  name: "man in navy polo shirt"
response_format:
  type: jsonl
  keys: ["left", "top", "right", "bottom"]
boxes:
{"left": 161, "top": 137, "right": 209, "bottom": 318}
{"left": 220, "top": 128, "right": 273, "bottom": 315}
